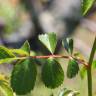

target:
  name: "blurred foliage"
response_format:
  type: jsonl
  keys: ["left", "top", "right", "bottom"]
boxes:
{"left": 0, "top": 1, "right": 21, "bottom": 33}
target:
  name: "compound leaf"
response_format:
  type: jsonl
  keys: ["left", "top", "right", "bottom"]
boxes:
{"left": 11, "top": 58, "right": 37, "bottom": 95}
{"left": 67, "top": 59, "right": 79, "bottom": 78}
{"left": 42, "top": 58, "right": 64, "bottom": 88}
{"left": 39, "top": 33, "right": 57, "bottom": 54}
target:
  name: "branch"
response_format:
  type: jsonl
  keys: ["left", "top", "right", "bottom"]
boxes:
{"left": 29, "top": 55, "right": 89, "bottom": 67}
{"left": 30, "top": 55, "right": 69, "bottom": 59}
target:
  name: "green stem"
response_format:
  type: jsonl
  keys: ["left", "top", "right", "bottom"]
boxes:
{"left": 87, "top": 37, "right": 96, "bottom": 96}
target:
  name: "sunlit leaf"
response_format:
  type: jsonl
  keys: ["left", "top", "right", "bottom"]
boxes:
{"left": 42, "top": 58, "right": 64, "bottom": 88}
{"left": 10, "top": 49, "right": 29, "bottom": 56}
{"left": 0, "top": 46, "right": 15, "bottom": 59}
{"left": 0, "top": 80, "right": 14, "bottom": 96}
{"left": 67, "top": 59, "right": 79, "bottom": 78}
{"left": 11, "top": 59, "right": 37, "bottom": 95}
{"left": 0, "top": 57, "right": 25, "bottom": 64}
{"left": 39, "top": 33, "right": 57, "bottom": 54}
{"left": 82, "top": 0, "right": 95, "bottom": 15}
{"left": 0, "top": 42, "right": 30, "bottom": 64}
{"left": 0, "top": 46, "right": 17, "bottom": 64}
{"left": 21, "top": 40, "right": 30, "bottom": 55}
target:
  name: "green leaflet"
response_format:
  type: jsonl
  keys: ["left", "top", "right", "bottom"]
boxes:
{"left": 42, "top": 58, "right": 64, "bottom": 88}
{"left": 0, "top": 57, "right": 25, "bottom": 64}
{"left": 67, "top": 59, "right": 79, "bottom": 78}
{"left": 11, "top": 59, "right": 37, "bottom": 95}
{"left": 10, "top": 49, "right": 29, "bottom": 56}
{"left": 62, "top": 38, "right": 73, "bottom": 54}
{"left": 21, "top": 40, "right": 30, "bottom": 55}
{"left": 0, "top": 46, "right": 16, "bottom": 64}
{"left": 0, "top": 80, "right": 14, "bottom": 96}
{"left": 0, "top": 43, "right": 31, "bottom": 64}
{"left": 38, "top": 33, "right": 57, "bottom": 54}
{"left": 82, "top": 0, "right": 95, "bottom": 15}
{"left": 0, "top": 46, "right": 15, "bottom": 59}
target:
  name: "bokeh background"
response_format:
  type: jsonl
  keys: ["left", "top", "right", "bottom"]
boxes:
{"left": 0, "top": 0, "right": 96, "bottom": 96}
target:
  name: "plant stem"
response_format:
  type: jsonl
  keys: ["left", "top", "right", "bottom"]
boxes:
{"left": 29, "top": 55, "right": 88, "bottom": 66}
{"left": 87, "top": 37, "right": 96, "bottom": 96}
{"left": 30, "top": 55, "right": 69, "bottom": 59}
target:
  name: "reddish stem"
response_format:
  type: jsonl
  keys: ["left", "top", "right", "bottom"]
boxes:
{"left": 75, "top": 58, "right": 89, "bottom": 68}
{"left": 30, "top": 55, "right": 69, "bottom": 59}
{"left": 29, "top": 54, "right": 89, "bottom": 68}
